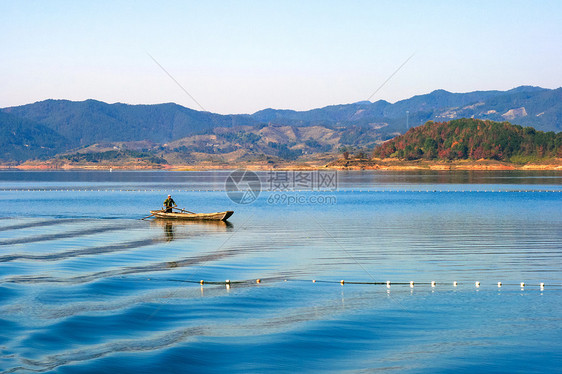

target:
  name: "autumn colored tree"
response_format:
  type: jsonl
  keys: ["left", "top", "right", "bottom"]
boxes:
{"left": 372, "top": 118, "right": 562, "bottom": 162}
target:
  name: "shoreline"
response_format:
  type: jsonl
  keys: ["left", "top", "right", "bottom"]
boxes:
{"left": 2, "top": 158, "right": 562, "bottom": 171}
{"left": 326, "top": 158, "right": 562, "bottom": 171}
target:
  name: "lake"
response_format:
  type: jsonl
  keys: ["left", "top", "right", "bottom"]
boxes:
{"left": 0, "top": 170, "right": 561, "bottom": 373}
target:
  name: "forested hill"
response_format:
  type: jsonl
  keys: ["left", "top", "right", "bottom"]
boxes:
{"left": 0, "top": 112, "right": 68, "bottom": 161}
{"left": 2, "top": 99, "right": 255, "bottom": 148}
{"left": 372, "top": 118, "right": 562, "bottom": 162}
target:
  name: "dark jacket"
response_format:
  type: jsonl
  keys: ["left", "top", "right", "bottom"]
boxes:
{"left": 163, "top": 197, "right": 176, "bottom": 208}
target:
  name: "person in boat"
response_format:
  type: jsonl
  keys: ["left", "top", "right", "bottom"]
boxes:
{"left": 163, "top": 194, "right": 177, "bottom": 213}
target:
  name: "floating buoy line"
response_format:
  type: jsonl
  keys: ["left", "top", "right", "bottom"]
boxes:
{"left": 1, "top": 188, "right": 560, "bottom": 193}
{"left": 154, "top": 278, "right": 556, "bottom": 290}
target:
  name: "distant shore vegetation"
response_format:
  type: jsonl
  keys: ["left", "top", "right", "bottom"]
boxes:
{"left": 60, "top": 150, "right": 167, "bottom": 164}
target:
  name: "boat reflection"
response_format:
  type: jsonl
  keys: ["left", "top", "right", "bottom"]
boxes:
{"left": 164, "top": 222, "right": 174, "bottom": 242}
{"left": 150, "top": 219, "right": 233, "bottom": 242}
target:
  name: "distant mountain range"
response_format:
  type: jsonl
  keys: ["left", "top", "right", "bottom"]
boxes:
{"left": 1, "top": 85, "right": 561, "bottom": 162}
{"left": 252, "top": 85, "right": 561, "bottom": 131}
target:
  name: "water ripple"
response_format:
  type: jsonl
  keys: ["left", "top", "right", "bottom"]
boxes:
{"left": 0, "top": 219, "right": 89, "bottom": 233}
{"left": 0, "top": 222, "right": 138, "bottom": 246}
{"left": 2, "top": 245, "right": 258, "bottom": 285}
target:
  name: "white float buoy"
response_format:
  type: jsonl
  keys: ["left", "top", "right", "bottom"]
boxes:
{"left": 497, "top": 282, "right": 502, "bottom": 287}
{"left": 453, "top": 281, "right": 458, "bottom": 287}
{"left": 200, "top": 280, "right": 204, "bottom": 285}
{"left": 312, "top": 280, "right": 316, "bottom": 283}
{"left": 540, "top": 282, "right": 545, "bottom": 288}
{"left": 520, "top": 282, "right": 525, "bottom": 288}
{"left": 475, "top": 281, "right": 480, "bottom": 287}
{"left": 225, "top": 279, "right": 231, "bottom": 284}
{"left": 256, "top": 279, "right": 261, "bottom": 284}
{"left": 410, "top": 281, "right": 414, "bottom": 288}
{"left": 431, "top": 281, "right": 436, "bottom": 287}
{"left": 340, "top": 280, "right": 345, "bottom": 285}
{"left": 386, "top": 281, "right": 391, "bottom": 288}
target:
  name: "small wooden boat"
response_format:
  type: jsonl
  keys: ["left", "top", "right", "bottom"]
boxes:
{"left": 150, "top": 210, "right": 233, "bottom": 221}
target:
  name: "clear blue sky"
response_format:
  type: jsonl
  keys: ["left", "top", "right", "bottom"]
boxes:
{"left": 1, "top": 0, "right": 561, "bottom": 114}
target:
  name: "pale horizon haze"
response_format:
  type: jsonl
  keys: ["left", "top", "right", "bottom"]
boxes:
{"left": 1, "top": 0, "right": 561, "bottom": 114}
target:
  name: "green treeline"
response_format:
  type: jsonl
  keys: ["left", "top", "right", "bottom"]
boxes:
{"left": 373, "top": 118, "right": 562, "bottom": 162}
{"left": 60, "top": 150, "right": 166, "bottom": 164}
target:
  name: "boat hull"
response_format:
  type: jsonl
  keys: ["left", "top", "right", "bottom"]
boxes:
{"left": 150, "top": 210, "right": 234, "bottom": 221}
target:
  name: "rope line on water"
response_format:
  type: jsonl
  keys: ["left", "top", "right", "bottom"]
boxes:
{"left": 151, "top": 277, "right": 559, "bottom": 290}
{"left": 1, "top": 188, "right": 560, "bottom": 193}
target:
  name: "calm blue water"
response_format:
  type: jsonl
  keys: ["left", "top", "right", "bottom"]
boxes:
{"left": 0, "top": 170, "right": 561, "bottom": 373}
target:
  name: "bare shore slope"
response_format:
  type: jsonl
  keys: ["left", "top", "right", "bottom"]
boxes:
{"left": 6, "top": 156, "right": 562, "bottom": 171}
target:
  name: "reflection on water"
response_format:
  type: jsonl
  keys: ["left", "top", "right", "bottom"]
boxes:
{"left": 165, "top": 222, "right": 174, "bottom": 241}
{"left": 0, "top": 171, "right": 560, "bottom": 373}
{"left": 150, "top": 219, "right": 234, "bottom": 242}
{"left": 0, "top": 169, "right": 561, "bottom": 192}
{"left": 150, "top": 218, "right": 234, "bottom": 229}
